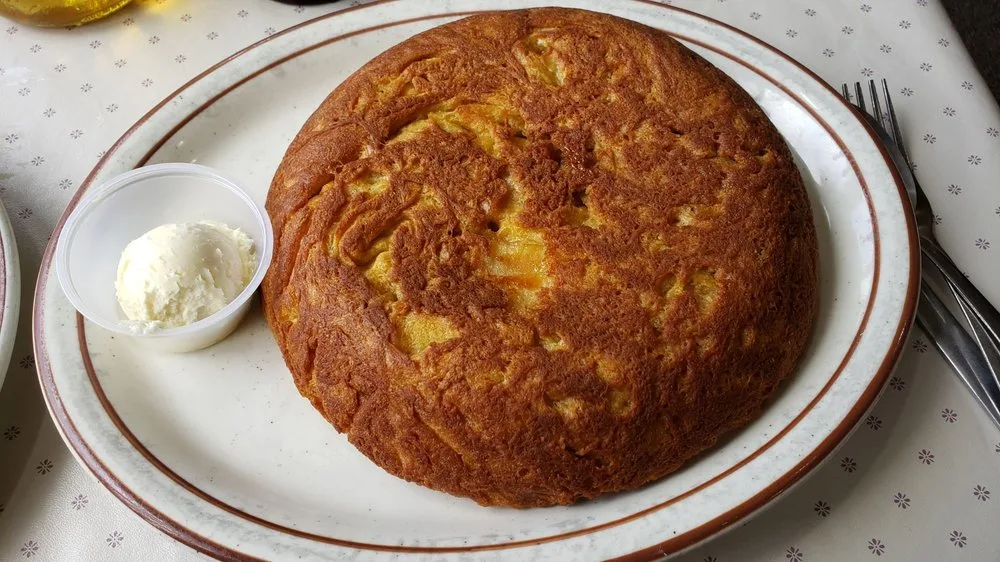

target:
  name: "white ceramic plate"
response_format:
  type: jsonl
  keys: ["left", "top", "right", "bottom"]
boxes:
{"left": 34, "top": 1, "right": 918, "bottom": 559}
{"left": 0, "top": 198, "right": 20, "bottom": 390}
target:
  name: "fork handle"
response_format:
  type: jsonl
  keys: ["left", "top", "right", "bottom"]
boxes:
{"left": 922, "top": 237, "right": 1000, "bottom": 349}
{"left": 951, "top": 282, "right": 1000, "bottom": 393}
{"left": 918, "top": 284, "right": 1000, "bottom": 429}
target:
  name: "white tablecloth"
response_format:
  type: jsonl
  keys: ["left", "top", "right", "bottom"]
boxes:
{"left": 1, "top": 0, "right": 999, "bottom": 560}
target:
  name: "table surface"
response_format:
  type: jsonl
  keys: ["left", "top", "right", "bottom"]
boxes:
{"left": 1, "top": 0, "right": 999, "bottom": 560}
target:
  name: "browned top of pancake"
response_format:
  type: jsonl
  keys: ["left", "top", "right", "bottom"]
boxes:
{"left": 263, "top": 7, "right": 818, "bottom": 507}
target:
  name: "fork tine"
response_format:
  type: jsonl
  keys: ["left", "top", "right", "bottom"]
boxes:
{"left": 854, "top": 82, "right": 867, "bottom": 114}
{"left": 881, "top": 79, "right": 911, "bottom": 165}
{"left": 869, "top": 80, "right": 884, "bottom": 131}
{"left": 841, "top": 83, "right": 850, "bottom": 101}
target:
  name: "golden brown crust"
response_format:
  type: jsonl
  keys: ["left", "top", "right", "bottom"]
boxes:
{"left": 263, "top": 8, "right": 818, "bottom": 507}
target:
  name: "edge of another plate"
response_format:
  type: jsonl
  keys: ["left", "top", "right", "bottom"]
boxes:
{"left": 0, "top": 199, "right": 20, "bottom": 390}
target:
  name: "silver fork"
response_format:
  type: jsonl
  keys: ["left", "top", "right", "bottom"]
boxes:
{"left": 842, "top": 80, "right": 1000, "bottom": 427}
{"left": 867, "top": 81, "right": 1000, "bottom": 351}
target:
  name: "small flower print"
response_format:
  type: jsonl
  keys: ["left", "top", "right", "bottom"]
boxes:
{"left": 868, "top": 539, "right": 886, "bottom": 556}
{"left": 175, "top": 54, "right": 187, "bottom": 63}
{"left": 703, "top": 557, "right": 717, "bottom": 562}
{"left": 842, "top": 26, "right": 854, "bottom": 35}
{"left": 950, "top": 531, "right": 967, "bottom": 548}
{"left": 786, "top": 546, "right": 804, "bottom": 562}
{"left": 974, "top": 485, "right": 991, "bottom": 501}
{"left": 943, "top": 107, "right": 956, "bottom": 116}
{"left": 43, "top": 108, "right": 55, "bottom": 118}
{"left": 71, "top": 494, "right": 88, "bottom": 509}
{"left": 3, "top": 426, "right": 20, "bottom": 440}
{"left": 814, "top": 500, "right": 831, "bottom": 517}
{"left": 899, "top": 20, "right": 911, "bottom": 29}
{"left": 786, "top": 29, "right": 798, "bottom": 38}
{"left": 237, "top": 9, "right": 248, "bottom": 17}
{"left": 750, "top": 11, "right": 761, "bottom": 20}
{"left": 920, "top": 62, "right": 933, "bottom": 72}
{"left": 961, "top": 81, "right": 974, "bottom": 91}
{"left": 918, "top": 449, "right": 935, "bottom": 464}
{"left": 122, "top": 17, "right": 134, "bottom": 26}
{"left": 114, "top": 59, "right": 126, "bottom": 68}
{"left": 947, "top": 184, "right": 962, "bottom": 195}
{"left": 942, "top": 408, "right": 958, "bottom": 422}
{"left": 968, "top": 155, "right": 982, "bottom": 165}
{"left": 822, "top": 48, "right": 835, "bottom": 57}
{"left": 180, "top": 13, "right": 192, "bottom": 22}
{"left": 841, "top": 456, "right": 857, "bottom": 472}
{"left": 29, "top": 43, "right": 41, "bottom": 53}
{"left": 901, "top": 87, "right": 914, "bottom": 96}
{"left": 861, "top": 68, "right": 874, "bottom": 77}
{"left": 106, "top": 531, "right": 124, "bottom": 548}
{"left": 148, "top": 35, "right": 160, "bottom": 44}
{"left": 207, "top": 31, "right": 218, "bottom": 40}
{"left": 30, "top": 156, "right": 44, "bottom": 166}
{"left": 17, "top": 87, "right": 30, "bottom": 96}
{"left": 805, "top": 8, "right": 816, "bottom": 16}
{"left": 294, "top": 5, "right": 306, "bottom": 12}
{"left": 975, "top": 238, "right": 991, "bottom": 250}
{"left": 880, "top": 44, "right": 892, "bottom": 54}
{"left": 106, "top": 103, "right": 118, "bottom": 113}
{"left": 889, "top": 376, "right": 906, "bottom": 390}
{"left": 89, "top": 39, "right": 101, "bottom": 49}
{"left": 36, "top": 459, "right": 53, "bottom": 474}
{"left": 923, "top": 133, "right": 936, "bottom": 144}
{"left": 6, "top": 24, "right": 18, "bottom": 35}
{"left": 69, "top": 129, "right": 83, "bottom": 139}
{"left": 59, "top": 178, "right": 72, "bottom": 189}
{"left": 865, "top": 415, "right": 882, "bottom": 430}
{"left": 995, "top": 206, "right": 1000, "bottom": 217}
{"left": 80, "top": 83, "right": 92, "bottom": 93}
{"left": 988, "top": 127, "right": 999, "bottom": 138}
{"left": 20, "top": 541, "right": 38, "bottom": 558}
{"left": 264, "top": 26, "right": 277, "bottom": 36}
{"left": 912, "top": 339, "right": 929, "bottom": 352}
{"left": 141, "top": 78, "right": 154, "bottom": 87}
{"left": 893, "top": 492, "right": 910, "bottom": 509}
{"left": 932, "top": 213, "right": 942, "bottom": 225}
{"left": 939, "top": 38, "right": 950, "bottom": 47}
{"left": 917, "top": 0, "right": 928, "bottom": 5}
{"left": 995, "top": 442, "right": 1000, "bottom": 453}
{"left": 861, "top": 4, "right": 872, "bottom": 13}
{"left": 4, "top": 133, "right": 18, "bottom": 144}
{"left": 54, "top": 63, "right": 66, "bottom": 72}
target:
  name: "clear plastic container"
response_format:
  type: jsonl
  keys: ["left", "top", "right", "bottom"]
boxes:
{"left": 55, "top": 163, "right": 274, "bottom": 353}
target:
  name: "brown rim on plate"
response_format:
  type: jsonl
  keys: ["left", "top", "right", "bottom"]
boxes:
{"left": 32, "top": 1, "right": 920, "bottom": 560}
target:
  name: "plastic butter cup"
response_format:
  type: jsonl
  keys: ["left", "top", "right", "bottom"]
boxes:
{"left": 55, "top": 163, "right": 274, "bottom": 353}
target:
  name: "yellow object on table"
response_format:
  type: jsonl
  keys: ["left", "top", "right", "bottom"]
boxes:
{"left": 0, "top": 0, "right": 130, "bottom": 27}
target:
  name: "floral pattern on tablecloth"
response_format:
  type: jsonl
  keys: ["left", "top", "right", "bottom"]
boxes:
{"left": 1, "top": 0, "right": 999, "bottom": 560}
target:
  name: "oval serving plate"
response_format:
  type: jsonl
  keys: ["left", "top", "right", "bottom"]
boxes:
{"left": 33, "top": 0, "right": 918, "bottom": 559}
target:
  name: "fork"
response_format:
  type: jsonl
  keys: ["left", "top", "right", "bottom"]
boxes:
{"left": 863, "top": 81, "right": 1000, "bottom": 350}
{"left": 842, "top": 80, "right": 1000, "bottom": 427}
